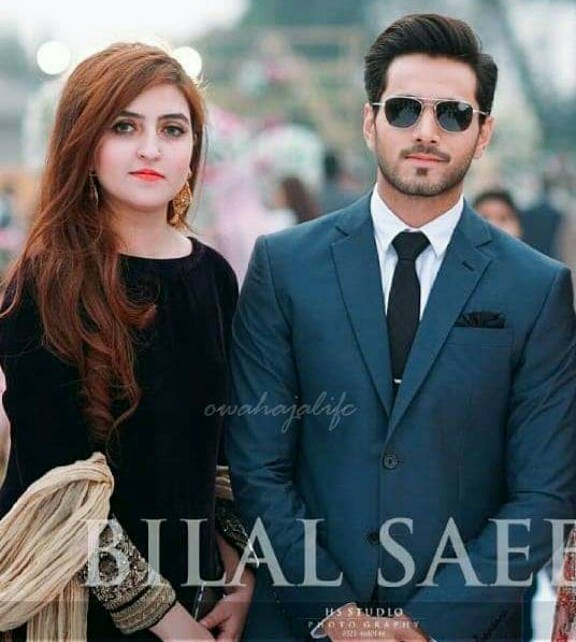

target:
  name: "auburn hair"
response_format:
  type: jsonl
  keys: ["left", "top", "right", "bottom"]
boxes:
{"left": 1, "top": 42, "right": 206, "bottom": 445}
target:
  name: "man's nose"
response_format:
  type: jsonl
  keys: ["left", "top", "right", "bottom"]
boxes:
{"left": 411, "top": 104, "right": 441, "bottom": 144}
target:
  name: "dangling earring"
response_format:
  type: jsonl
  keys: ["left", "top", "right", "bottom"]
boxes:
{"left": 171, "top": 170, "right": 192, "bottom": 222}
{"left": 88, "top": 172, "right": 99, "bottom": 208}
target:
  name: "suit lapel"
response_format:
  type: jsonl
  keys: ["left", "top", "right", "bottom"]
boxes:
{"left": 332, "top": 198, "right": 394, "bottom": 417}
{"left": 387, "top": 205, "right": 494, "bottom": 437}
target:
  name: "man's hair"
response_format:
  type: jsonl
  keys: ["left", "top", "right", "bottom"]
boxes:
{"left": 364, "top": 13, "right": 498, "bottom": 116}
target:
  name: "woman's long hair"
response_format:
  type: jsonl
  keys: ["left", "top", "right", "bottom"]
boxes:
{"left": 1, "top": 43, "right": 206, "bottom": 445}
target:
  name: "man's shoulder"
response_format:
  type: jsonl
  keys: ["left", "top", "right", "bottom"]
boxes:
{"left": 476, "top": 214, "right": 570, "bottom": 300}
{"left": 261, "top": 193, "right": 371, "bottom": 254}
{"left": 488, "top": 219, "right": 565, "bottom": 274}
{"left": 464, "top": 204, "right": 564, "bottom": 272}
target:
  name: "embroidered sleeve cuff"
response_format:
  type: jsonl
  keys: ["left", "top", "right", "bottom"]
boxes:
{"left": 109, "top": 581, "right": 177, "bottom": 635}
{"left": 78, "top": 517, "right": 177, "bottom": 634}
{"left": 214, "top": 465, "right": 257, "bottom": 560}
{"left": 215, "top": 499, "right": 250, "bottom": 554}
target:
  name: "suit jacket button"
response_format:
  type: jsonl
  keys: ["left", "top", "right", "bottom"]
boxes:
{"left": 383, "top": 453, "right": 399, "bottom": 470}
{"left": 367, "top": 530, "right": 380, "bottom": 545}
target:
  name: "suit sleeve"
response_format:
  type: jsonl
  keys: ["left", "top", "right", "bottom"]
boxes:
{"left": 225, "top": 236, "right": 359, "bottom": 634}
{"left": 404, "top": 266, "right": 576, "bottom": 641}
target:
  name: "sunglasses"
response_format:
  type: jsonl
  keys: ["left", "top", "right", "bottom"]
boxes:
{"left": 372, "top": 96, "right": 488, "bottom": 133}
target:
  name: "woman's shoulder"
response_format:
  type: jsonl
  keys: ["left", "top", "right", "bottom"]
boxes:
{"left": 193, "top": 238, "right": 238, "bottom": 294}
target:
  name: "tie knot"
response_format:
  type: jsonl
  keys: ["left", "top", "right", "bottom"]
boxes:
{"left": 392, "top": 231, "right": 430, "bottom": 261}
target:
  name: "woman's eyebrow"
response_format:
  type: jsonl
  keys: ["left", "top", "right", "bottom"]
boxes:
{"left": 116, "top": 110, "right": 190, "bottom": 125}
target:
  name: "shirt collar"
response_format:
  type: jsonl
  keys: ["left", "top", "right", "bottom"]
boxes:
{"left": 370, "top": 186, "right": 463, "bottom": 258}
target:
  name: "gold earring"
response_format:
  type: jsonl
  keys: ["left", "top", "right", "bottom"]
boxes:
{"left": 172, "top": 172, "right": 192, "bottom": 221}
{"left": 88, "top": 173, "right": 99, "bottom": 207}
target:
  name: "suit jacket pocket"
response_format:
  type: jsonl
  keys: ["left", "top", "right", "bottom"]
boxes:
{"left": 446, "top": 326, "right": 513, "bottom": 346}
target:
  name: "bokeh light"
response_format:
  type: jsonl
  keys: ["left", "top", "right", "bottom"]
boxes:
{"left": 36, "top": 41, "right": 72, "bottom": 76}
{"left": 173, "top": 46, "right": 203, "bottom": 79}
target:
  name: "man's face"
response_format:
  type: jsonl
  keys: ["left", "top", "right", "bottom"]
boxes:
{"left": 363, "top": 54, "right": 494, "bottom": 201}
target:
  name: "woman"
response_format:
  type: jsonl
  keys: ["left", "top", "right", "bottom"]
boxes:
{"left": 0, "top": 42, "right": 253, "bottom": 641}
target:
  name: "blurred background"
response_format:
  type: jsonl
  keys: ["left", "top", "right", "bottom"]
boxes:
{"left": 1, "top": 0, "right": 576, "bottom": 284}
{"left": 0, "top": 0, "right": 574, "bottom": 635}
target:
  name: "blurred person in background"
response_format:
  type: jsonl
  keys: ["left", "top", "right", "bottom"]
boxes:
{"left": 0, "top": 42, "right": 253, "bottom": 642}
{"left": 0, "top": 184, "right": 15, "bottom": 230}
{"left": 206, "top": 164, "right": 297, "bottom": 285}
{"left": 0, "top": 183, "right": 24, "bottom": 281}
{"left": 272, "top": 174, "right": 320, "bottom": 224}
{"left": 204, "top": 116, "right": 324, "bottom": 285}
{"left": 473, "top": 188, "right": 523, "bottom": 239}
{"left": 319, "top": 148, "right": 364, "bottom": 213}
{"left": 521, "top": 176, "right": 565, "bottom": 260}
{"left": 207, "top": 170, "right": 318, "bottom": 287}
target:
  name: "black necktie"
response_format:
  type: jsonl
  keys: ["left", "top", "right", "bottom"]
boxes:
{"left": 387, "top": 231, "right": 430, "bottom": 386}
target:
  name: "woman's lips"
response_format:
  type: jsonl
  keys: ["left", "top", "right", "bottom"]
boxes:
{"left": 130, "top": 170, "right": 165, "bottom": 182}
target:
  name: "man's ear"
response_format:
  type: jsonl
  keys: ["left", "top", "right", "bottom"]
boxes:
{"left": 363, "top": 103, "right": 377, "bottom": 152}
{"left": 473, "top": 115, "right": 494, "bottom": 159}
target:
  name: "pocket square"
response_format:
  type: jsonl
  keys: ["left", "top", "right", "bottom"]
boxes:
{"left": 455, "top": 311, "right": 506, "bottom": 328}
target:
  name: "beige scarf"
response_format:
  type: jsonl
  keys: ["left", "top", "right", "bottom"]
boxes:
{"left": 0, "top": 453, "right": 113, "bottom": 641}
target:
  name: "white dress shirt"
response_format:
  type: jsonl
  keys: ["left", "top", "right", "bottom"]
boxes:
{"left": 371, "top": 187, "right": 463, "bottom": 318}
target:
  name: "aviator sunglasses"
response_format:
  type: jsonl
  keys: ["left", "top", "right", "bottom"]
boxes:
{"left": 372, "top": 96, "right": 488, "bottom": 133}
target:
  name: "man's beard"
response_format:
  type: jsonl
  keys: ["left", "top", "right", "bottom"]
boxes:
{"left": 375, "top": 144, "right": 475, "bottom": 198}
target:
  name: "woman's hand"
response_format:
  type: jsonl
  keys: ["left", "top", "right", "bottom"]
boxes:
{"left": 150, "top": 601, "right": 216, "bottom": 641}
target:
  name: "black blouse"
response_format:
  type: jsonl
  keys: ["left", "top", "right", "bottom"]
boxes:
{"left": 0, "top": 239, "right": 238, "bottom": 640}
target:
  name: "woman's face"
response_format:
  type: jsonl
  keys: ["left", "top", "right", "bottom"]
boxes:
{"left": 93, "top": 83, "right": 193, "bottom": 219}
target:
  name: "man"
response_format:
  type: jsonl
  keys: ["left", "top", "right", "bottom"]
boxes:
{"left": 227, "top": 14, "right": 576, "bottom": 641}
